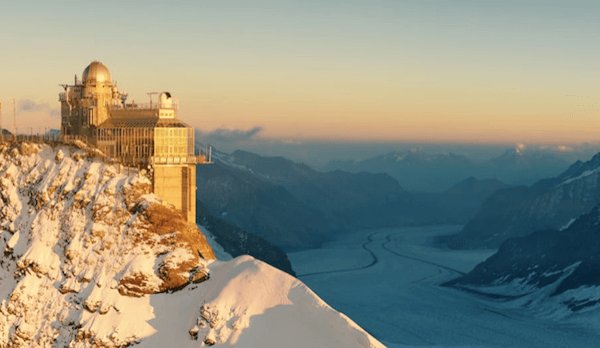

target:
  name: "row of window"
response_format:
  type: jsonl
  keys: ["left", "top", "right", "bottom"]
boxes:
{"left": 95, "top": 127, "right": 194, "bottom": 159}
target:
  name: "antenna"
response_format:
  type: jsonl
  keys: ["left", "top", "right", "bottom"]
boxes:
{"left": 120, "top": 91, "right": 129, "bottom": 107}
{"left": 146, "top": 92, "right": 159, "bottom": 108}
{"left": 12, "top": 98, "right": 16, "bottom": 141}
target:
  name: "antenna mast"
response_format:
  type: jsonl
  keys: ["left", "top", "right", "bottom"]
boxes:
{"left": 12, "top": 98, "right": 16, "bottom": 141}
{"left": 147, "top": 92, "right": 159, "bottom": 108}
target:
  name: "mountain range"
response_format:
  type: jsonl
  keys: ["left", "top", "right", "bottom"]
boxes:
{"left": 326, "top": 147, "right": 572, "bottom": 192}
{"left": 445, "top": 152, "right": 600, "bottom": 249}
{"left": 447, "top": 205, "right": 600, "bottom": 318}
{"left": 197, "top": 149, "right": 508, "bottom": 250}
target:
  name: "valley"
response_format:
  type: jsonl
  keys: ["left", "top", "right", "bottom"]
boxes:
{"left": 289, "top": 226, "right": 600, "bottom": 347}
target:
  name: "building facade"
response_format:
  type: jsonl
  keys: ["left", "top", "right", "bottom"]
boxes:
{"left": 59, "top": 61, "right": 205, "bottom": 223}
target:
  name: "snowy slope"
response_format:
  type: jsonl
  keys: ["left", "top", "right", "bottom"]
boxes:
{"left": 141, "top": 256, "right": 383, "bottom": 347}
{"left": 0, "top": 142, "right": 382, "bottom": 347}
{"left": 448, "top": 206, "right": 600, "bottom": 324}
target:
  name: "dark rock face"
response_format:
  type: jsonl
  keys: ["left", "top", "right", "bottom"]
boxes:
{"left": 445, "top": 153, "right": 600, "bottom": 249}
{"left": 197, "top": 203, "right": 296, "bottom": 276}
{"left": 447, "top": 206, "right": 600, "bottom": 311}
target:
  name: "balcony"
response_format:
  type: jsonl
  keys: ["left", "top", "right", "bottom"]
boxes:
{"left": 110, "top": 102, "right": 178, "bottom": 111}
{"left": 150, "top": 155, "right": 209, "bottom": 165}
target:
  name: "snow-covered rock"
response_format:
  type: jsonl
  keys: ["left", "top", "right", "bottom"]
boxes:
{"left": 0, "top": 142, "right": 382, "bottom": 347}
{"left": 0, "top": 142, "right": 214, "bottom": 346}
{"left": 447, "top": 205, "right": 600, "bottom": 324}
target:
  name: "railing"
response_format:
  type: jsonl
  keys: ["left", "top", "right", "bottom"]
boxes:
{"left": 1, "top": 134, "right": 213, "bottom": 167}
{"left": 110, "top": 102, "right": 178, "bottom": 111}
{"left": 150, "top": 155, "right": 208, "bottom": 165}
{"left": 2, "top": 133, "right": 85, "bottom": 145}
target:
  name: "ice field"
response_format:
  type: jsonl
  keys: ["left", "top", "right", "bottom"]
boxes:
{"left": 289, "top": 226, "right": 600, "bottom": 347}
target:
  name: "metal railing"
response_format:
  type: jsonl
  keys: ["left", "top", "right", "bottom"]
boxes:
{"left": 150, "top": 154, "right": 208, "bottom": 165}
{"left": 1, "top": 134, "right": 213, "bottom": 167}
{"left": 1, "top": 133, "right": 85, "bottom": 145}
{"left": 110, "top": 102, "right": 178, "bottom": 111}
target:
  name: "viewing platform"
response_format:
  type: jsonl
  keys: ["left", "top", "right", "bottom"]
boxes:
{"left": 151, "top": 154, "right": 210, "bottom": 165}
{"left": 0, "top": 133, "right": 213, "bottom": 167}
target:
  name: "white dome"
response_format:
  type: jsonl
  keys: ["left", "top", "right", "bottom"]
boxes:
{"left": 159, "top": 92, "right": 173, "bottom": 108}
{"left": 82, "top": 61, "right": 111, "bottom": 84}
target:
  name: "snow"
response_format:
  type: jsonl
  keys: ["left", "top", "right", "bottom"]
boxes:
{"left": 0, "top": 142, "right": 381, "bottom": 347}
{"left": 290, "top": 225, "right": 600, "bottom": 347}
{"left": 560, "top": 218, "right": 577, "bottom": 230}
{"left": 558, "top": 167, "right": 600, "bottom": 186}
{"left": 141, "top": 256, "right": 383, "bottom": 348}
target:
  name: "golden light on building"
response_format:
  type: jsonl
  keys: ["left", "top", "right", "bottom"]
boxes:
{"left": 59, "top": 61, "right": 207, "bottom": 223}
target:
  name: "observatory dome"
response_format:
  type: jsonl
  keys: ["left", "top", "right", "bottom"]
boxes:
{"left": 82, "top": 61, "right": 111, "bottom": 84}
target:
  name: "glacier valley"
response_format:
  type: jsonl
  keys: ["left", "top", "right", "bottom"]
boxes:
{"left": 289, "top": 226, "right": 600, "bottom": 347}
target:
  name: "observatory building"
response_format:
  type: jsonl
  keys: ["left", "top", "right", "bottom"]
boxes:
{"left": 59, "top": 61, "right": 206, "bottom": 223}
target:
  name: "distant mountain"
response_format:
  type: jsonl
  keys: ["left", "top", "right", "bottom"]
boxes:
{"left": 226, "top": 150, "right": 419, "bottom": 228}
{"left": 445, "top": 152, "right": 600, "bottom": 249}
{"left": 327, "top": 149, "right": 477, "bottom": 192}
{"left": 196, "top": 153, "right": 331, "bottom": 250}
{"left": 326, "top": 147, "right": 571, "bottom": 192}
{"left": 197, "top": 150, "right": 418, "bottom": 250}
{"left": 447, "top": 206, "right": 600, "bottom": 316}
{"left": 197, "top": 149, "right": 508, "bottom": 250}
{"left": 485, "top": 147, "right": 572, "bottom": 186}
{"left": 415, "top": 177, "right": 509, "bottom": 223}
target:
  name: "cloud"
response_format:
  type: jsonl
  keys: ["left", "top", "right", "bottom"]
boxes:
{"left": 202, "top": 126, "right": 263, "bottom": 143}
{"left": 556, "top": 145, "right": 574, "bottom": 153}
{"left": 18, "top": 99, "right": 60, "bottom": 117}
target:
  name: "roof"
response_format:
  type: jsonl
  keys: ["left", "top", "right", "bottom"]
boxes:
{"left": 98, "top": 117, "right": 191, "bottom": 129}
{"left": 83, "top": 61, "right": 111, "bottom": 85}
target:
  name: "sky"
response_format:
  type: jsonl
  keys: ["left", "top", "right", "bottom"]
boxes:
{"left": 1, "top": 0, "right": 599, "bottom": 145}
